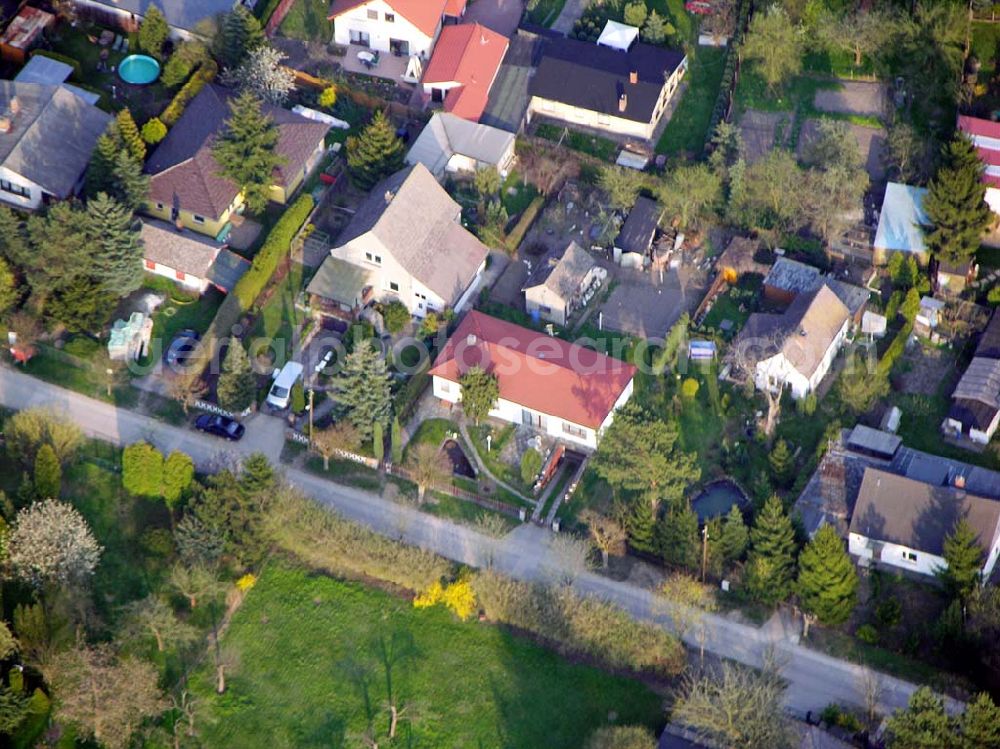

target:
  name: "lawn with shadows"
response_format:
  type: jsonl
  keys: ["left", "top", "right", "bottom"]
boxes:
{"left": 191, "top": 562, "right": 664, "bottom": 748}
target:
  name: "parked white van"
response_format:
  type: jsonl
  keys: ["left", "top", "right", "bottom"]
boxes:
{"left": 266, "top": 361, "right": 304, "bottom": 410}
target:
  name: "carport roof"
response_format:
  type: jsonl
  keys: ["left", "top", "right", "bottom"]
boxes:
{"left": 874, "top": 182, "right": 929, "bottom": 255}
{"left": 308, "top": 256, "right": 374, "bottom": 306}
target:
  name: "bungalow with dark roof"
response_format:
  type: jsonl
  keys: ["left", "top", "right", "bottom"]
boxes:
{"left": 944, "top": 310, "right": 1000, "bottom": 445}
{"left": 144, "top": 84, "right": 330, "bottom": 239}
{"left": 69, "top": 0, "right": 239, "bottom": 38}
{"left": 849, "top": 467, "right": 1000, "bottom": 577}
{"left": 421, "top": 23, "right": 508, "bottom": 122}
{"left": 522, "top": 241, "right": 602, "bottom": 326}
{"left": 614, "top": 196, "right": 663, "bottom": 267}
{"left": 526, "top": 36, "right": 687, "bottom": 142}
{"left": 0, "top": 80, "right": 111, "bottom": 211}
{"left": 141, "top": 219, "right": 249, "bottom": 294}
{"left": 430, "top": 311, "right": 636, "bottom": 449}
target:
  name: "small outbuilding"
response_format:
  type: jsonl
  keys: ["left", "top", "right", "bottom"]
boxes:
{"left": 523, "top": 241, "right": 602, "bottom": 326}
{"left": 873, "top": 182, "right": 930, "bottom": 265}
{"left": 613, "top": 196, "right": 663, "bottom": 267}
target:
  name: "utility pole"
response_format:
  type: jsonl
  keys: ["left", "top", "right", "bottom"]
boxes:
{"left": 307, "top": 387, "right": 314, "bottom": 445}
{"left": 701, "top": 525, "right": 709, "bottom": 583}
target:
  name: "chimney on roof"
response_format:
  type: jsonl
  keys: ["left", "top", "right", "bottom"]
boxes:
{"left": 9, "top": 97, "right": 20, "bottom": 115}
{"left": 384, "top": 190, "right": 395, "bottom": 204}
{"left": 955, "top": 474, "right": 966, "bottom": 489}
{"left": 629, "top": 69, "right": 638, "bottom": 84}
{"left": 467, "top": 334, "right": 477, "bottom": 346}
{"left": 0, "top": 116, "right": 10, "bottom": 134}
{"left": 618, "top": 93, "right": 627, "bottom": 113}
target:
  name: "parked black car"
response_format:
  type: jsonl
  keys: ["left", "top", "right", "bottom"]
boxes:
{"left": 194, "top": 413, "right": 245, "bottom": 441}
{"left": 164, "top": 329, "right": 201, "bottom": 368}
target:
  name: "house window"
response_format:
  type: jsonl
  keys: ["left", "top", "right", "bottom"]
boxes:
{"left": 145, "top": 260, "right": 156, "bottom": 270}
{"left": 155, "top": 202, "right": 164, "bottom": 211}
{"left": 367, "top": 9, "right": 377, "bottom": 19}
{"left": 193, "top": 214, "right": 205, "bottom": 224}
{"left": 389, "top": 281, "right": 399, "bottom": 292}
{"left": 903, "top": 551, "right": 917, "bottom": 563}
{"left": 374, "top": 255, "right": 382, "bottom": 264}
{"left": 562, "top": 421, "right": 586, "bottom": 438}
{"left": 0, "top": 179, "right": 29, "bottom": 198}
{"left": 365, "top": 252, "right": 373, "bottom": 261}
{"left": 540, "top": 305, "right": 551, "bottom": 314}
{"left": 385, "top": 12, "right": 395, "bottom": 22}
{"left": 439, "top": 381, "right": 451, "bottom": 393}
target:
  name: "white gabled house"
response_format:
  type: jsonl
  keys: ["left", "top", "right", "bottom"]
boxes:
{"left": 429, "top": 311, "right": 636, "bottom": 450}
{"left": 318, "top": 163, "right": 488, "bottom": 318}
{"left": 733, "top": 284, "right": 850, "bottom": 400}
{"left": 849, "top": 467, "right": 1000, "bottom": 579}
{"left": 328, "top": 0, "right": 466, "bottom": 59}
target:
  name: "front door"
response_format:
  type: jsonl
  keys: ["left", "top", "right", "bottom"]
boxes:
{"left": 431, "top": 87, "right": 445, "bottom": 103}
{"left": 390, "top": 38, "right": 409, "bottom": 56}
{"left": 350, "top": 30, "right": 370, "bottom": 47}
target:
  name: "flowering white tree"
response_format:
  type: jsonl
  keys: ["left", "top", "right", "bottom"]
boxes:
{"left": 8, "top": 500, "right": 102, "bottom": 589}
{"left": 222, "top": 44, "right": 295, "bottom": 105}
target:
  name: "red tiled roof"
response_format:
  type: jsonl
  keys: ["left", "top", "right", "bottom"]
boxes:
{"left": 959, "top": 114, "right": 1000, "bottom": 141}
{"left": 429, "top": 311, "right": 636, "bottom": 429}
{"left": 422, "top": 23, "right": 508, "bottom": 122}
{"left": 328, "top": 0, "right": 447, "bottom": 37}
{"left": 443, "top": 0, "right": 467, "bottom": 17}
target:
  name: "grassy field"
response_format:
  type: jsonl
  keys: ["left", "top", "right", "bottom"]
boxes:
{"left": 526, "top": 0, "right": 568, "bottom": 26}
{"left": 657, "top": 46, "right": 727, "bottom": 156}
{"left": 535, "top": 123, "right": 619, "bottom": 162}
{"left": 250, "top": 262, "right": 308, "bottom": 358}
{"left": 192, "top": 563, "right": 664, "bottom": 748}
{"left": 278, "top": 0, "right": 333, "bottom": 41}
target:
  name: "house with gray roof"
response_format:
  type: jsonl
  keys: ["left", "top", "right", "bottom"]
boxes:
{"left": 141, "top": 219, "right": 249, "bottom": 294}
{"left": 763, "top": 257, "right": 870, "bottom": 326}
{"left": 0, "top": 80, "right": 111, "bottom": 211}
{"left": 522, "top": 241, "right": 601, "bottom": 326}
{"left": 70, "top": 0, "right": 239, "bottom": 37}
{"left": 944, "top": 310, "right": 1000, "bottom": 445}
{"left": 322, "top": 163, "right": 489, "bottom": 318}
{"left": 405, "top": 112, "right": 515, "bottom": 179}
{"left": 848, "top": 467, "right": 1000, "bottom": 578}
{"left": 614, "top": 196, "right": 663, "bottom": 267}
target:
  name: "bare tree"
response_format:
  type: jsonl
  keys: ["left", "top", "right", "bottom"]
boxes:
{"left": 730, "top": 331, "right": 786, "bottom": 439}
{"left": 548, "top": 533, "right": 595, "bottom": 585}
{"left": 166, "top": 374, "right": 208, "bottom": 417}
{"left": 117, "top": 596, "right": 198, "bottom": 652}
{"left": 312, "top": 421, "right": 361, "bottom": 470}
{"left": 170, "top": 689, "right": 199, "bottom": 749}
{"left": 858, "top": 667, "right": 885, "bottom": 731}
{"left": 405, "top": 443, "right": 451, "bottom": 503}
{"left": 168, "top": 564, "right": 226, "bottom": 609}
{"left": 518, "top": 141, "right": 579, "bottom": 196}
{"left": 656, "top": 573, "right": 717, "bottom": 640}
{"left": 473, "top": 511, "right": 510, "bottom": 539}
{"left": 580, "top": 509, "right": 627, "bottom": 569}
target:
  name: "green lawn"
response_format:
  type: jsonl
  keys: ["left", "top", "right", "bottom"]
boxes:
{"left": 535, "top": 123, "right": 619, "bottom": 162}
{"left": 501, "top": 171, "right": 540, "bottom": 219}
{"left": 141, "top": 276, "right": 223, "bottom": 367}
{"left": 191, "top": 563, "right": 664, "bottom": 748}
{"left": 251, "top": 262, "right": 308, "bottom": 358}
{"left": 973, "top": 22, "right": 1000, "bottom": 83}
{"left": 656, "top": 46, "right": 727, "bottom": 156}
{"left": 526, "top": 0, "right": 568, "bottom": 26}
{"left": 734, "top": 70, "right": 842, "bottom": 115}
{"left": 278, "top": 0, "right": 333, "bottom": 42}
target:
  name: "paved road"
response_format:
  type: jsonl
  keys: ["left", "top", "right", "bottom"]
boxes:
{"left": 550, "top": 0, "right": 587, "bottom": 34}
{"left": 0, "top": 366, "right": 959, "bottom": 717}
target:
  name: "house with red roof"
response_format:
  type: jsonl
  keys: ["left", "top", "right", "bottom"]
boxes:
{"left": 421, "top": 23, "right": 508, "bottom": 122}
{"left": 429, "top": 311, "right": 637, "bottom": 449}
{"left": 329, "top": 0, "right": 467, "bottom": 60}
{"left": 957, "top": 114, "right": 1000, "bottom": 214}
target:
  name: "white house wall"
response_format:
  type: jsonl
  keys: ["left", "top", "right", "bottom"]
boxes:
{"left": 524, "top": 286, "right": 568, "bottom": 326}
{"left": 332, "top": 0, "right": 438, "bottom": 57}
{"left": 848, "top": 533, "right": 943, "bottom": 576}
{"left": 143, "top": 262, "right": 210, "bottom": 294}
{"left": 0, "top": 166, "right": 45, "bottom": 211}
{"left": 987, "top": 186, "right": 1000, "bottom": 215}
{"left": 754, "top": 321, "right": 847, "bottom": 400}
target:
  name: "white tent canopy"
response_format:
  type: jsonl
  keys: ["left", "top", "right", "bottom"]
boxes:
{"left": 597, "top": 20, "right": 639, "bottom": 51}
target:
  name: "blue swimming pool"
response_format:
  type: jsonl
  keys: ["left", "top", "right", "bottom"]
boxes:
{"left": 691, "top": 479, "right": 749, "bottom": 522}
{"left": 119, "top": 54, "right": 160, "bottom": 85}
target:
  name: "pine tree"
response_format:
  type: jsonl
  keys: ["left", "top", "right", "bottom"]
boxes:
{"left": 390, "top": 416, "right": 403, "bottom": 464}
{"left": 108, "top": 151, "right": 150, "bottom": 213}
{"left": 346, "top": 110, "right": 405, "bottom": 191}
{"left": 45, "top": 274, "right": 115, "bottom": 333}
{"left": 33, "top": 444, "right": 61, "bottom": 499}
{"left": 923, "top": 134, "right": 993, "bottom": 266}
{"left": 641, "top": 9, "right": 673, "bottom": 44}
{"left": 747, "top": 496, "right": 797, "bottom": 605}
{"left": 719, "top": 504, "right": 749, "bottom": 563}
{"left": 333, "top": 341, "right": 392, "bottom": 441}
{"left": 137, "top": 6, "right": 169, "bottom": 59}
{"left": 0, "top": 256, "right": 18, "bottom": 316}
{"left": 116, "top": 110, "right": 146, "bottom": 162}
{"left": 85, "top": 123, "right": 123, "bottom": 197}
{"left": 768, "top": 439, "right": 793, "bottom": 488}
{"left": 937, "top": 518, "right": 984, "bottom": 601}
{"left": 459, "top": 366, "right": 499, "bottom": 425}
{"left": 214, "top": 6, "right": 265, "bottom": 69}
{"left": 656, "top": 506, "right": 700, "bottom": 572}
{"left": 85, "top": 193, "right": 143, "bottom": 296}
{"left": 217, "top": 339, "right": 256, "bottom": 413}
{"left": 372, "top": 421, "right": 384, "bottom": 463}
{"left": 960, "top": 693, "right": 1000, "bottom": 749}
{"left": 796, "top": 524, "right": 858, "bottom": 626}
{"left": 625, "top": 500, "right": 657, "bottom": 554}
{"left": 212, "top": 91, "right": 283, "bottom": 213}
{"left": 886, "top": 687, "right": 952, "bottom": 749}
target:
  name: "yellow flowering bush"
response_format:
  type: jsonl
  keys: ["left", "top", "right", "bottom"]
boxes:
{"left": 413, "top": 577, "right": 477, "bottom": 620}
{"left": 236, "top": 573, "right": 257, "bottom": 592}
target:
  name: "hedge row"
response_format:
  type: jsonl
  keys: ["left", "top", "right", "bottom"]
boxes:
{"left": 232, "top": 194, "right": 314, "bottom": 311}
{"left": 703, "top": 0, "right": 752, "bottom": 154}
{"left": 877, "top": 319, "right": 914, "bottom": 378}
{"left": 503, "top": 195, "right": 545, "bottom": 251}
{"left": 29, "top": 50, "right": 81, "bottom": 78}
{"left": 161, "top": 59, "right": 218, "bottom": 127}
